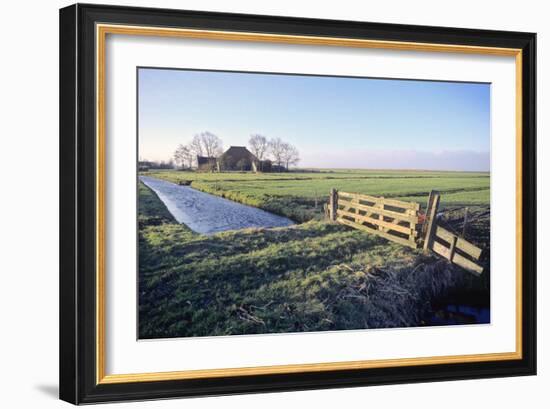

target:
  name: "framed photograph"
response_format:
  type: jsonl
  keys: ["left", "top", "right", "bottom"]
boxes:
{"left": 59, "top": 3, "right": 536, "bottom": 404}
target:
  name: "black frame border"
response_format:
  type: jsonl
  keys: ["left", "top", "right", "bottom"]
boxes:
{"left": 60, "top": 3, "right": 536, "bottom": 404}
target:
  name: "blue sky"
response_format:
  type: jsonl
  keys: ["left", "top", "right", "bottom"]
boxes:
{"left": 138, "top": 68, "right": 490, "bottom": 171}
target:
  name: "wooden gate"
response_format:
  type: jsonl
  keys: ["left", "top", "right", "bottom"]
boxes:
{"left": 327, "top": 188, "right": 485, "bottom": 274}
{"left": 329, "top": 189, "right": 421, "bottom": 249}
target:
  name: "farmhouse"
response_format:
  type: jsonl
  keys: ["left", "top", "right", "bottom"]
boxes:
{"left": 196, "top": 156, "right": 219, "bottom": 172}
{"left": 197, "top": 146, "right": 273, "bottom": 172}
{"left": 219, "top": 146, "right": 257, "bottom": 171}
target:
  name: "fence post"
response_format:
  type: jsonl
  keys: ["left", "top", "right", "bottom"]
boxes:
{"left": 376, "top": 198, "right": 388, "bottom": 232}
{"left": 423, "top": 190, "right": 440, "bottom": 252}
{"left": 448, "top": 235, "right": 457, "bottom": 261}
{"left": 462, "top": 207, "right": 469, "bottom": 238}
{"left": 329, "top": 188, "right": 338, "bottom": 221}
{"left": 314, "top": 190, "right": 318, "bottom": 209}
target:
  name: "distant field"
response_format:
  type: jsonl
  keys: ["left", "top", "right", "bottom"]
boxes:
{"left": 142, "top": 169, "right": 490, "bottom": 222}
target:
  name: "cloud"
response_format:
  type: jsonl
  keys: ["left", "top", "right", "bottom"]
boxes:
{"left": 300, "top": 149, "right": 490, "bottom": 172}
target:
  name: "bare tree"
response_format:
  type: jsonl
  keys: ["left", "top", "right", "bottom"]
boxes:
{"left": 248, "top": 134, "right": 268, "bottom": 161}
{"left": 174, "top": 143, "right": 193, "bottom": 169}
{"left": 173, "top": 144, "right": 184, "bottom": 169}
{"left": 173, "top": 144, "right": 194, "bottom": 169}
{"left": 189, "top": 135, "right": 204, "bottom": 157}
{"left": 281, "top": 143, "right": 300, "bottom": 170}
{"left": 268, "top": 137, "right": 285, "bottom": 169}
{"left": 184, "top": 145, "right": 195, "bottom": 168}
{"left": 191, "top": 132, "right": 223, "bottom": 158}
{"left": 174, "top": 144, "right": 193, "bottom": 169}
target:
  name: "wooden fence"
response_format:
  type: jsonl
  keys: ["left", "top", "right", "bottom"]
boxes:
{"left": 421, "top": 190, "right": 484, "bottom": 275}
{"left": 327, "top": 188, "right": 484, "bottom": 275}
{"left": 430, "top": 225, "right": 484, "bottom": 275}
{"left": 329, "top": 189, "right": 421, "bottom": 249}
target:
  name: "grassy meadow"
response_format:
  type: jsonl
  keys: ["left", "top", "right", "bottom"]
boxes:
{"left": 142, "top": 169, "right": 489, "bottom": 222}
{"left": 138, "top": 169, "right": 490, "bottom": 339}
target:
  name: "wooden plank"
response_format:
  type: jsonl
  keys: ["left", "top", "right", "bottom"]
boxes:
{"left": 339, "top": 199, "right": 377, "bottom": 217}
{"left": 432, "top": 241, "right": 483, "bottom": 275}
{"left": 338, "top": 198, "right": 419, "bottom": 224}
{"left": 339, "top": 201, "right": 419, "bottom": 230}
{"left": 432, "top": 240, "right": 451, "bottom": 259}
{"left": 435, "top": 226, "right": 482, "bottom": 260}
{"left": 337, "top": 208, "right": 417, "bottom": 236}
{"left": 339, "top": 198, "right": 359, "bottom": 212}
{"left": 337, "top": 217, "right": 418, "bottom": 249}
{"left": 337, "top": 202, "right": 419, "bottom": 237}
{"left": 382, "top": 197, "right": 420, "bottom": 211}
{"left": 422, "top": 190, "right": 440, "bottom": 252}
{"left": 452, "top": 253, "right": 484, "bottom": 275}
{"left": 339, "top": 191, "right": 420, "bottom": 211}
{"left": 420, "top": 191, "right": 437, "bottom": 236}
{"left": 376, "top": 199, "right": 387, "bottom": 232}
{"left": 338, "top": 191, "right": 378, "bottom": 203}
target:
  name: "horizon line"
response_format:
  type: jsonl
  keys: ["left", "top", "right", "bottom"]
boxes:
{"left": 140, "top": 164, "right": 490, "bottom": 173}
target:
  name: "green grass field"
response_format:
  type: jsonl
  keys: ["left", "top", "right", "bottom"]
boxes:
{"left": 142, "top": 169, "right": 489, "bottom": 222}
{"left": 138, "top": 170, "right": 490, "bottom": 339}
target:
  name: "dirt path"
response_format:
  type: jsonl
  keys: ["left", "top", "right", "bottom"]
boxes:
{"left": 140, "top": 176, "right": 295, "bottom": 234}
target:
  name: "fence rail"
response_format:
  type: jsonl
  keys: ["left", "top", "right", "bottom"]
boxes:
{"left": 327, "top": 188, "right": 485, "bottom": 274}
{"left": 431, "top": 226, "right": 484, "bottom": 275}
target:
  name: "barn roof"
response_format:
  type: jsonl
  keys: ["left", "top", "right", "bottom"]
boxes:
{"left": 219, "top": 146, "right": 258, "bottom": 162}
{"left": 196, "top": 156, "right": 218, "bottom": 165}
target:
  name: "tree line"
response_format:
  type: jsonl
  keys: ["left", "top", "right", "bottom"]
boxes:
{"left": 172, "top": 132, "right": 300, "bottom": 170}
{"left": 173, "top": 132, "right": 222, "bottom": 169}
